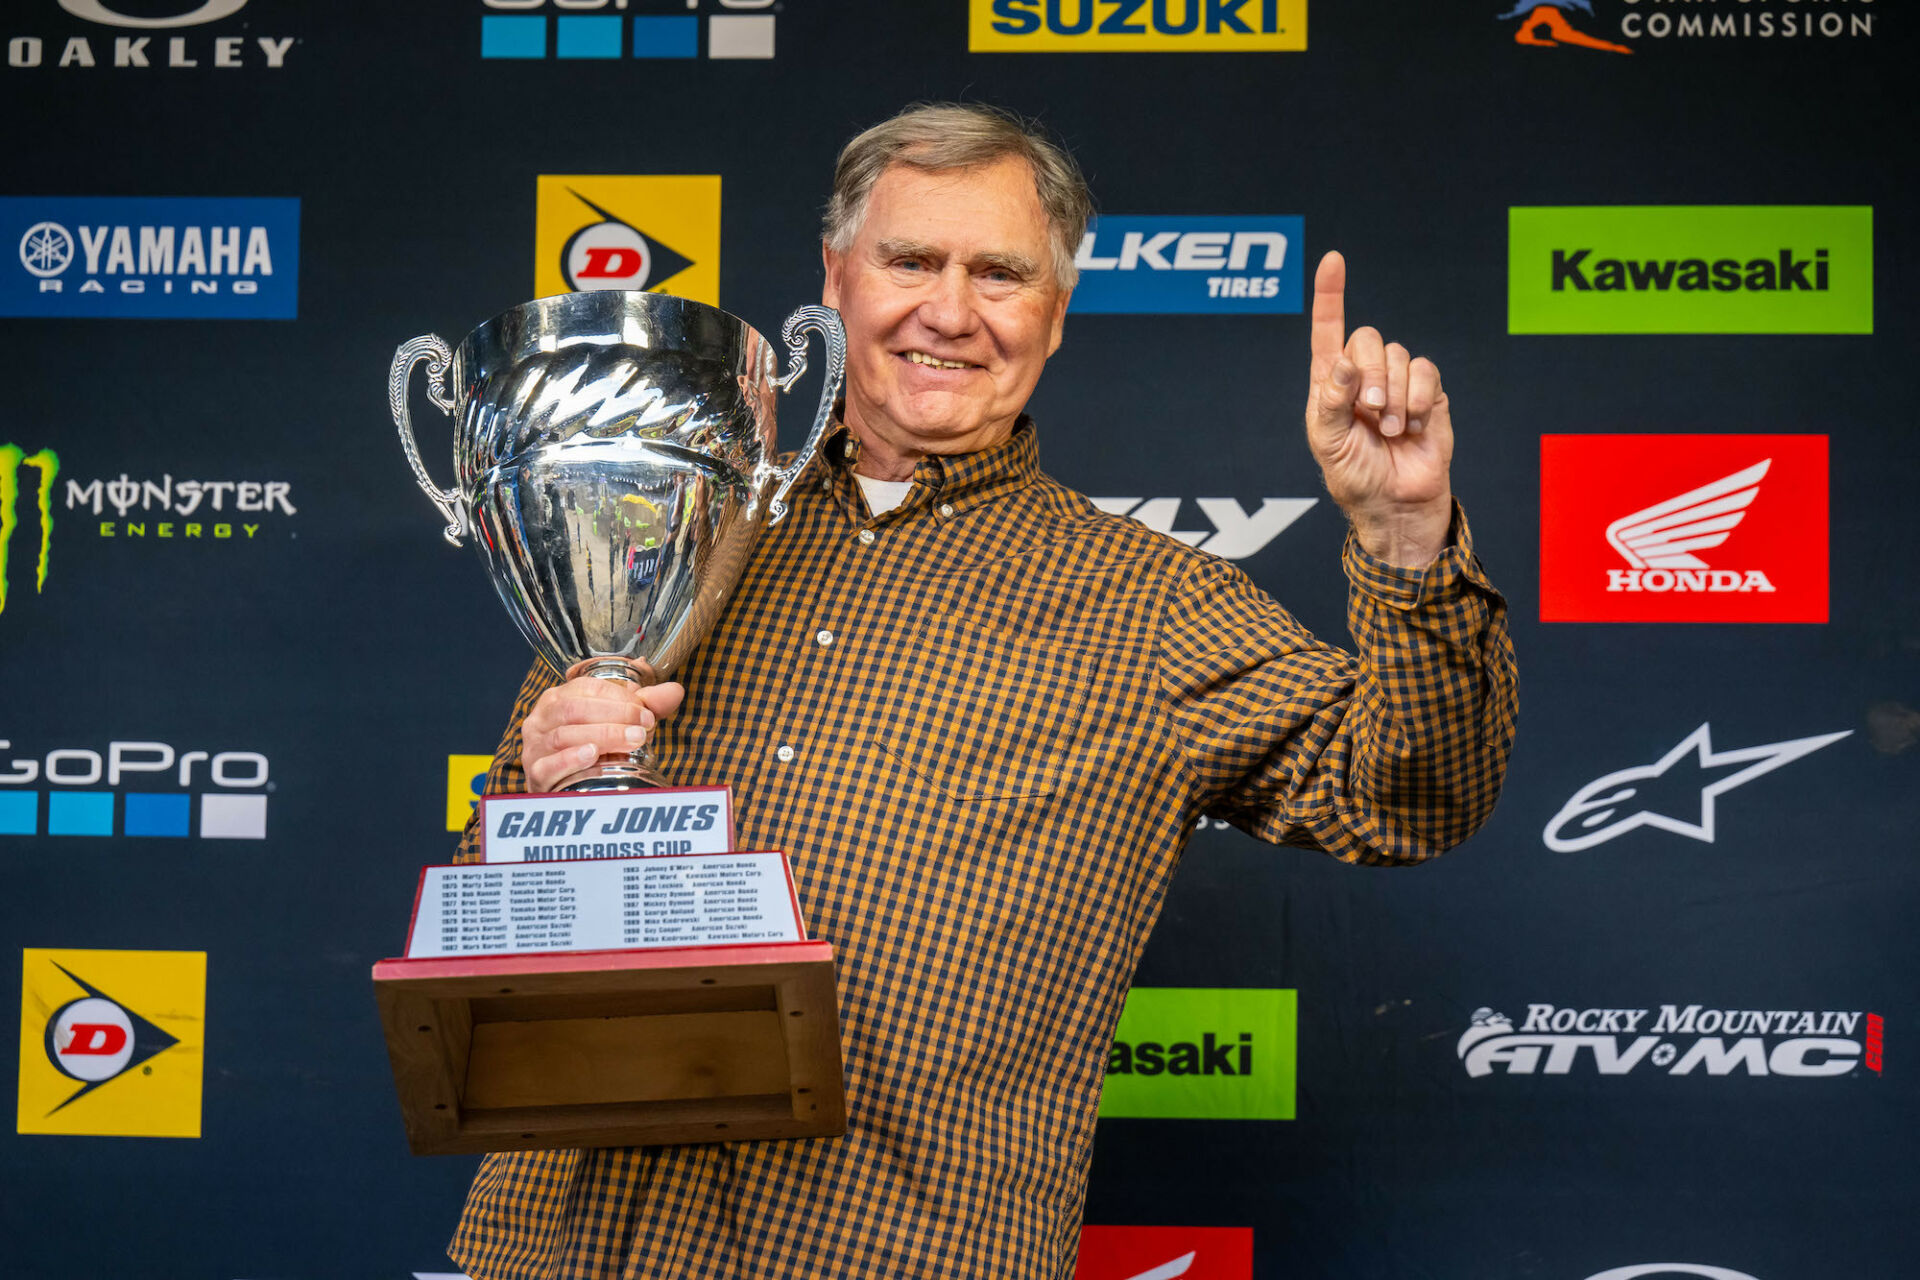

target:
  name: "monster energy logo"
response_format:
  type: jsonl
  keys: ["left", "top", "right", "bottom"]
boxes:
{"left": 0, "top": 444, "right": 59, "bottom": 615}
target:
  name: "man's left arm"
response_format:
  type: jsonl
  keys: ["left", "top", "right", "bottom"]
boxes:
{"left": 1163, "top": 251, "right": 1517, "bottom": 862}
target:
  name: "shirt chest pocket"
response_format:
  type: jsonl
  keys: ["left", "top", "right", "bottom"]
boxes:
{"left": 873, "top": 611, "right": 1099, "bottom": 801}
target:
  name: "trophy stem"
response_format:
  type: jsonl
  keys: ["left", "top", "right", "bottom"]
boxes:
{"left": 555, "top": 658, "right": 667, "bottom": 792}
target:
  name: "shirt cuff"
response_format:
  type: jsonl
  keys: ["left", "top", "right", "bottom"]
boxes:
{"left": 1341, "top": 500, "right": 1495, "bottom": 611}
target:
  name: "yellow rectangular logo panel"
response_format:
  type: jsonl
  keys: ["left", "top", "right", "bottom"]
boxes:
{"left": 534, "top": 175, "right": 721, "bottom": 306}
{"left": 447, "top": 753, "right": 494, "bottom": 832}
{"left": 970, "top": 0, "right": 1306, "bottom": 51}
{"left": 18, "top": 948, "right": 206, "bottom": 1138}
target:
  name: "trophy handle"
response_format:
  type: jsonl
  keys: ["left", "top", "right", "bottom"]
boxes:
{"left": 388, "top": 334, "right": 470, "bottom": 547}
{"left": 764, "top": 305, "right": 847, "bottom": 526}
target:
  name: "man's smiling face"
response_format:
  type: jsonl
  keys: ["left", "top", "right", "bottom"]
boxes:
{"left": 822, "top": 155, "right": 1070, "bottom": 469}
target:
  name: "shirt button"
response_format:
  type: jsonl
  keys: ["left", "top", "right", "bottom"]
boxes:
{"left": 815, "top": 629, "right": 834, "bottom": 646}
{"left": 857, "top": 528, "right": 876, "bottom": 545}
{"left": 775, "top": 745, "right": 795, "bottom": 763}
{"left": 841, "top": 440, "right": 857, "bottom": 459}
{"left": 820, "top": 476, "right": 830, "bottom": 492}
{"left": 937, "top": 502, "right": 954, "bottom": 518}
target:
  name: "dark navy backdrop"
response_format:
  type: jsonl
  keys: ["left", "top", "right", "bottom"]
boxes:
{"left": 2, "top": 2, "right": 1913, "bottom": 1277}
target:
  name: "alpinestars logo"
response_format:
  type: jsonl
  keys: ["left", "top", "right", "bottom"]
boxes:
{"left": 1459, "top": 1004, "right": 1883, "bottom": 1080}
{"left": 1090, "top": 497, "right": 1315, "bottom": 559}
{"left": 1540, "top": 435, "right": 1827, "bottom": 622}
{"left": 1544, "top": 723, "right": 1850, "bottom": 851}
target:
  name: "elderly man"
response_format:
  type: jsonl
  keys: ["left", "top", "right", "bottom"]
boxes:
{"left": 449, "top": 103, "right": 1517, "bottom": 1280}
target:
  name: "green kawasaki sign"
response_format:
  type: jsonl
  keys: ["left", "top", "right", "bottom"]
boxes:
{"left": 1509, "top": 205, "right": 1873, "bottom": 334}
{"left": 1099, "top": 987, "right": 1296, "bottom": 1120}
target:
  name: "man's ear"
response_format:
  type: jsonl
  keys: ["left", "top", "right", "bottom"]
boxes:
{"left": 821, "top": 241, "right": 843, "bottom": 309}
{"left": 1046, "top": 287, "right": 1070, "bottom": 357}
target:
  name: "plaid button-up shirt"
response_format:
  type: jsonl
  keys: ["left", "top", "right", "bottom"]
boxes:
{"left": 448, "top": 420, "right": 1517, "bottom": 1280}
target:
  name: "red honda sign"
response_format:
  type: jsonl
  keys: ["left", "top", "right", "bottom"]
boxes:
{"left": 1075, "top": 1225, "right": 1253, "bottom": 1280}
{"left": 1540, "top": 434, "right": 1828, "bottom": 623}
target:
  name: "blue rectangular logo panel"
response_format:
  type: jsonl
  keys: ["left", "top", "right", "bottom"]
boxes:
{"left": 1070, "top": 215, "right": 1304, "bottom": 315}
{"left": 1, "top": 196, "right": 300, "bottom": 319}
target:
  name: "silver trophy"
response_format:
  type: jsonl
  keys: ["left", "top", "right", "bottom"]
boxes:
{"left": 389, "top": 290, "right": 846, "bottom": 792}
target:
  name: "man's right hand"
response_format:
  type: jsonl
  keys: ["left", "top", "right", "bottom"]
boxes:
{"left": 520, "top": 676, "right": 686, "bottom": 793}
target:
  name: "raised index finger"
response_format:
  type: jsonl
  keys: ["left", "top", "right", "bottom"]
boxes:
{"left": 1309, "top": 250, "right": 1348, "bottom": 385}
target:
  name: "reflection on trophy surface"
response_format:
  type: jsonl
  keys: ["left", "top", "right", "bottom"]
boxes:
{"left": 389, "top": 290, "right": 846, "bottom": 792}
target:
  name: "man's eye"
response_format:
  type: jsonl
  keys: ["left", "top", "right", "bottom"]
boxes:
{"left": 892, "top": 259, "right": 925, "bottom": 272}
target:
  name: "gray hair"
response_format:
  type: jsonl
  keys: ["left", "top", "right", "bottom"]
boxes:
{"left": 823, "top": 102, "right": 1094, "bottom": 291}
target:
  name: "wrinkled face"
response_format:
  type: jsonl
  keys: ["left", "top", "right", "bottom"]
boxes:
{"left": 822, "top": 156, "right": 1070, "bottom": 463}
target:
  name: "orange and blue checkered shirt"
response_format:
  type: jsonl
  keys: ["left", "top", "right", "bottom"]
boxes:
{"left": 448, "top": 420, "right": 1517, "bottom": 1280}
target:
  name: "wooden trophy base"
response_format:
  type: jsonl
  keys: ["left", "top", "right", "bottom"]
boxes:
{"left": 372, "top": 940, "right": 844, "bottom": 1155}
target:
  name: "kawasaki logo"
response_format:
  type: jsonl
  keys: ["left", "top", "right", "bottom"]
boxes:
{"left": 1554, "top": 248, "right": 1828, "bottom": 293}
{"left": 1098, "top": 987, "right": 1294, "bottom": 1119}
{"left": 1107, "top": 1031, "right": 1251, "bottom": 1077}
{"left": 0, "top": 442, "right": 58, "bottom": 615}
{"left": 1509, "top": 206, "right": 1872, "bottom": 334}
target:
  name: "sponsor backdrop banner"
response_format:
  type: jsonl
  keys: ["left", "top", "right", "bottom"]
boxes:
{"left": 2, "top": 2, "right": 1914, "bottom": 1278}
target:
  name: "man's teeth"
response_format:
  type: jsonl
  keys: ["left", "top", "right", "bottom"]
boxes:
{"left": 905, "top": 351, "right": 972, "bottom": 369}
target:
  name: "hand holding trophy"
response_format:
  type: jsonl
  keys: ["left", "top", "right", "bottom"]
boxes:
{"left": 372, "top": 291, "right": 849, "bottom": 1157}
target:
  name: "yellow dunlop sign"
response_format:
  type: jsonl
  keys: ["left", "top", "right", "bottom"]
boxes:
{"left": 446, "top": 753, "right": 494, "bottom": 833}
{"left": 17, "top": 948, "right": 206, "bottom": 1138}
{"left": 971, "top": 0, "right": 1307, "bottom": 52}
{"left": 0, "top": 443, "right": 58, "bottom": 615}
{"left": 534, "top": 176, "right": 721, "bottom": 307}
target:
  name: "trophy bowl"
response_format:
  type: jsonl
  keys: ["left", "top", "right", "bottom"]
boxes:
{"left": 389, "top": 290, "right": 845, "bottom": 792}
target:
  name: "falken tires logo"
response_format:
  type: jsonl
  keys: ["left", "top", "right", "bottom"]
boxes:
{"left": 1539, "top": 434, "right": 1827, "bottom": 623}
{"left": 1543, "top": 722, "right": 1849, "bottom": 851}
{"left": 1459, "top": 1004, "right": 1883, "bottom": 1080}
{"left": 1070, "top": 216, "right": 1303, "bottom": 314}
{"left": 17, "top": 948, "right": 206, "bottom": 1138}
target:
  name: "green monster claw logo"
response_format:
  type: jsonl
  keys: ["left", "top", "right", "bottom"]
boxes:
{"left": 0, "top": 444, "right": 59, "bottom": 615}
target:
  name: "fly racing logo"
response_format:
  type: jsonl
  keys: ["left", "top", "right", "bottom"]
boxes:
{"left": 1091, "top": 497, "right": 1315, "bottom": 559}
{"left": 1070, "top": 216, "right": 1303, "bottom": 314}
{"left": 0, "top": 443, "right": 58, "bottom": 616}
{"left": 1544, "top": 723, "right": 1850, "bottom": 851}
{"left": 1606, "top": 459, "right": 1775, "bottom": 594}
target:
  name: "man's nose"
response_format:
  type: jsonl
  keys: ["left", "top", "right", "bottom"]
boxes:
{"left": 917, "top": 265, "right": 978, "bottom": 335}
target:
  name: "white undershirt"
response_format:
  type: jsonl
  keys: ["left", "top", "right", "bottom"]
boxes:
{"left": 855, "top": 474, "right": 913, "bottom": 515}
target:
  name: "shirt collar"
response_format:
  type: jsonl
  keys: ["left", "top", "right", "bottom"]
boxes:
{"left": 823, "top": 416, "right": 1041, "bottom": 519}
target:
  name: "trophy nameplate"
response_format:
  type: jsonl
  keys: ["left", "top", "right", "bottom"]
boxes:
{"left": 477, "top": 785, "right": 735, "bottom": 863}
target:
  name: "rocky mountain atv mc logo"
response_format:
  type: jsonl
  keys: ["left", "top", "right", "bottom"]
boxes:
{"left": 534, "top": 176, "right": 718, "bottom": 306}
{"left": 1540, "top": 434, "right": 1827, "bottom": 623}
{"left": 17, "top": 948, "right": 205, "bottom": 1137}
{"left": 1459, "top": 1003, "right": 1882, "bottom": 1080}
